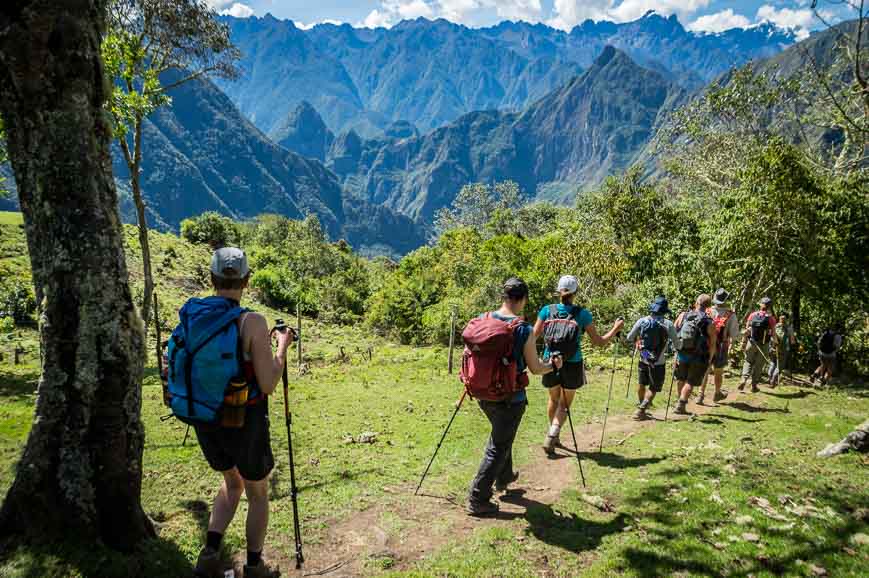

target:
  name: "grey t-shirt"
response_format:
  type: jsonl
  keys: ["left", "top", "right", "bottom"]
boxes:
{"left": 711, "top": 305, "right": 740, "bottom": 342}
{"left": 627, "top": 314, "right": 680, "bottom": 365}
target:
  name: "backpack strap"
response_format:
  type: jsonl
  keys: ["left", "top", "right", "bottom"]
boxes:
{"left": 548, "top": 304, "right": 557, "bottom": 320}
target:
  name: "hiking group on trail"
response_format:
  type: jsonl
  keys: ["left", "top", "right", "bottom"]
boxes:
{"left": 161, "top": 248, "right": 848, "bottom": 575}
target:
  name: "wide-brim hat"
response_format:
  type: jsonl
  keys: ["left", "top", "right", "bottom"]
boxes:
{"left": 759, "top": 296, "right": 772, "bottom": 306}
{"left": 649, "top": 296, "right": 671, "bottom": 315}
{"left": 712, "top": 288, "right": 729, "bottom": 305}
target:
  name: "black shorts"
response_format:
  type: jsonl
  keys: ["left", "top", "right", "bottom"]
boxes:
{"left": 543, "top": 361, "right": 586, "bottom": 390}
{"left": 195, "top": 400, "right": 274, "bottom": 481}
{"left": 638, "top": 363, "right": 666, "bottom": 392}
{"left": 713, "top": 343, "right": 729, "bottom": 369}
{"left": 675, "top": 360, "right": 709, "bottom": 388}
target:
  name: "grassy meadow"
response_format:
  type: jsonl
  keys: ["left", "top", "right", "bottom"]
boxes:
{"left": 0, "top": 211, "right": 867, "bottom": 577}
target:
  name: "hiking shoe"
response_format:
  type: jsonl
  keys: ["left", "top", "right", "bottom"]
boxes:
{"left": 243, "top": 559, "right": 280, "bottom": 578}
{"left": 632, "top": 407, "right": 650, "bottom": 421}
{"left": 467, "top": 499, "right": 499, "bottom": 517}
{"left": 543, "top": 433, "right": 558, "bottom": 456}
{"left": 713, "top": 390, "right": 727, "bottom": 403}
{"left": 697, "top": 394, "right": 705, "bottom": 406}
{"left": 737, "top": 381, "right": 746, "bottom": 392}
{"left": 495, "top": 471, "right": 520, "bottom": 492}
{"left": 751, "top": 384, "right": 760, "bottom": 393}
{"left": 673, "top": 401, "right": 689, "bottom": 415}
{"left": 194, "top": 548, "right": 221, "bottom": 578}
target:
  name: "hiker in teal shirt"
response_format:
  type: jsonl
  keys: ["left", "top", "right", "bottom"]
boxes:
{"left": 533, "top": 275, "right": 624, "bottom": 455}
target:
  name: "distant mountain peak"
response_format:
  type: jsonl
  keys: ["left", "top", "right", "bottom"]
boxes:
{"left": 594, "top": 45, "right": 619, "bottom": 67}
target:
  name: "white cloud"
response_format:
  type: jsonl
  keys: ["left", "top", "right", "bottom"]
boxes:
{"left": 688, "top": 8, "right": 751, "bottom": 33}
{"left": 609, "top": 0, "right": 711, "bottom": 23}
{"left": 222, "top": 3, "right": 254, "bottom": 18}
{"left": 547, "top": 0, "right": 711, "bottom": 31}
{"left": 360, "top": 0, "right": 544, "bottom": 28}
{"left": 296, "top": 19, "right": 344, "bottom": 30}
{"left": 756, "top": 5, "right": 814, "bottom": 39}
{"left": 206, "top": 0, "right": 236, "bottom": 11}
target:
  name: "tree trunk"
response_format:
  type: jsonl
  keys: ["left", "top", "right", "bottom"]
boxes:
{"left": 791, "top": 287, "right": 801, "bottom": 337}
{"left": 0, "top": 0, "right": 155, "bottom": 552}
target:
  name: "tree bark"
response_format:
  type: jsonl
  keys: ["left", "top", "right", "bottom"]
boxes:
{"left": 0, "top": 0, "right": 155, "bottom": 552}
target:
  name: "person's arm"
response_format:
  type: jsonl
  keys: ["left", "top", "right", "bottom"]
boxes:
{"left": 523, "top": 336, "right": 557, "bottom": 375}
{"left": 247, "top": 313, "right": 293, "bottom": 395}
{"left": 769, "top": 316, "right": 779, "bottom": 346}
{"left": 532, "top": 316, "right": 545, "bottom": 338}
{"left": 668, "top": 320, "right": 681, "bottom": 352}
{"left": 625, "top": 319, "right": 643, "bottom": 347}
{"left": 585, "top": 319, "right": 624, "bottom": 347}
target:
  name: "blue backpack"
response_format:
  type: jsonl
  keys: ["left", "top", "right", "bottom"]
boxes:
{"left": 167, "top": 297, "right": 248, "bottom": 426}
{"left": 639, "top": 316, "right": 669, "bottom": 364}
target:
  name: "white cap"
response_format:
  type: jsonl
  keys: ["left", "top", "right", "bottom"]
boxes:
{"left": 557, "top": 275, "right": 578, "bottom": 294}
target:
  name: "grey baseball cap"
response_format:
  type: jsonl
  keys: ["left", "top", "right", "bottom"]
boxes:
{"left": 210, "top": 247, "right": 249, "bottom": 279}
{"left": 557, "top": 275, "right": 578, "bottom": 294}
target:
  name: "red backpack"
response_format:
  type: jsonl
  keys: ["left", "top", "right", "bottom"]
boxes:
{"left": 709, "top": 308, "right": 734, "bottom": 352}
{"left": 460, "top": 314, "right": 528, "bottom": 401}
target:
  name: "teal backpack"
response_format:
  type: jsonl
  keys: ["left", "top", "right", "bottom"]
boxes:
{"left": 167, "top": 297, "right": 249, "bottom": 426}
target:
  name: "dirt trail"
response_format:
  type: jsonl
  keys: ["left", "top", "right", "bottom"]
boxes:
{"left": 258, "top": 394, "right": 722, "bottom": 577}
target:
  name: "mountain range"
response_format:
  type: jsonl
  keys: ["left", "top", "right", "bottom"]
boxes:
{"left": 1, "top": 14, "right": 838, "bottom": 256}
{"left": 218, "top": 11, "right": 795, "bottom": 138}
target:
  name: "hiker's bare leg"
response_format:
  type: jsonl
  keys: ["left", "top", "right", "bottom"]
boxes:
{"left": 209, "top": 468, "right": 245, "bottom": 534}
{"left": 552, "top": 388, "right": 576, "bottom": 427}
{"left": 714, "top": 368, "right": 724, "bottom": 394}
{"left": 678, "top": 382, "right": 692, "bottom": 403}
{"left": 637, "top": 384, "right": 646, "bottom": 404}
{"left": 547, "top": 386, "right": 562, "bottom": 423}
{"left": 244, "top": 477, "right": 270, "bottom": 553}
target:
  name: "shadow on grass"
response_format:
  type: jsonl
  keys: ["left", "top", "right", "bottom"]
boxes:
{"left": 617, "top": 464, "right": 867, "bottom": 577}
{"left": 563, "top": 451, "right": 665, "bottom": 471}
{"left": 721, "top": 401, "right": 789, "bottom": 414}
{"left": 499, "top": 491, "right": 628, "bottom": 553}
{"left": 760, "top": 389, "right": 816, "bottom": 400}
{"left": 0, "top": 531, "right": 192, "bottom": 578}
{"left": 698, "top": 413, "right": 765, "bottom": 423}
{"left": 0, "top": 369, "right": 39, "bottom": 402}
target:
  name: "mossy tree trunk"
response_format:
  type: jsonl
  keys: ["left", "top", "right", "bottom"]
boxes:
{"left": 0, "top": 0, "right": 155, "bottom": 552}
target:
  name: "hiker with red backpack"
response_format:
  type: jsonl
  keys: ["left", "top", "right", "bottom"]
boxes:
{"left": 672, "top": 294, "right": 717, "bottom": 415}
{"left": 699, "top": 288, "right": 741, "bottom": 405}
{"left": 170, "top": 248, "right": 293, "bottom": 578}
{"left": 625, "top": 296, "right": 680, "bottom": 420}
{"left": 738, "top": 297, "right": 778, "bottom": 393}
{"left": 465, "top": 277, "right": 561, "bottom": 516}
{"left": 533, "top": 275, "right": 624, "bottom": 455}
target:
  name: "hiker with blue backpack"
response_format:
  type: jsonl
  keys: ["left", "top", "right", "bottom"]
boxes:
{"left": 625, "top": 296, "right": 680, "bottom": 421}
{"left": 463, "top": 277, "right": 562, "bottom": 516}
{"left": 672, "top": 294, "right": 718, "bottom": 416}
{"left": 167, "top": 248, "right": 292, "bottom": 578}
{"left": 534, "top": 275, "right": 624, "bottom": 455}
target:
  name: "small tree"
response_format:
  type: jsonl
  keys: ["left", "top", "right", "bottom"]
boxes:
{"left": 103, "top": 0, "right": 239, "bottom": 329}
{"left": 181, "top": 211, "right": 241, "bottom": 249}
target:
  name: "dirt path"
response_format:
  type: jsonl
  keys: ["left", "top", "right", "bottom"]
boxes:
{"left": 256, "top": 393, "right": 722, "bottom": 577}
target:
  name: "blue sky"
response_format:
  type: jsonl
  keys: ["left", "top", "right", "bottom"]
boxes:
{"left": 207, "top": 1, "right": 848, "bottom": 36}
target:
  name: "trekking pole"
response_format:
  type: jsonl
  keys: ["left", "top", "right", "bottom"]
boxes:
{"left": 415, "top": 390, "right": 467, "bottom": 495}
{"left": 599, "top": 320, "right": 622, "bottom": 453}
{"left": 558, "top": 376, "right": 586, "bottom": 488}
{"left": 276, "top": 319, "right": 304, "bottom": 569}
{"left": 624, "top": 343, "right": 637, "bottom": 399}
{"left": 664, "top": 361, "right": 677, "bottom": 422}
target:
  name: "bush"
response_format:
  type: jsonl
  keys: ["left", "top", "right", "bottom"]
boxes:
{"left": 180, "top": 212, "right": 241, "bottom": 249}
{"left": 0, "top": 279, "right": 36, "bottom": 325}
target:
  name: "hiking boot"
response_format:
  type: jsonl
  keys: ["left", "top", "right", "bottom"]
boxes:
{"left": 713, "top": 390, "right": 727, "bottom": 403}
{"left": 467, "top": 499, "right": 499, "bottom": 517}
{"left": 673, "top": 401, "right": 689, "bottom": 415}
{"left": 543, "top": 432, "right": 558, "bottom": 456}
{"left": 243, "top": 559, "right": 280, "bottom": 578}
{"left": 697, "top": 394, "right": 705, "bottom": 406}
{"left": 495, "top": 471, "right": 520, "bottom": 492}
{"left": 750, "top": 383, "right": 760, "bottom": 393}
{"left": 194, "top": 548, "right": 221, "bottom": 578}
{"left": 737, "top": 381, "right": 746, "bottom": 392}
{"left": 632, "top": 407, "right": 650, "bottom": 421}
{"left": 809, "top": 373, "right": 817, "bottom": 384}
